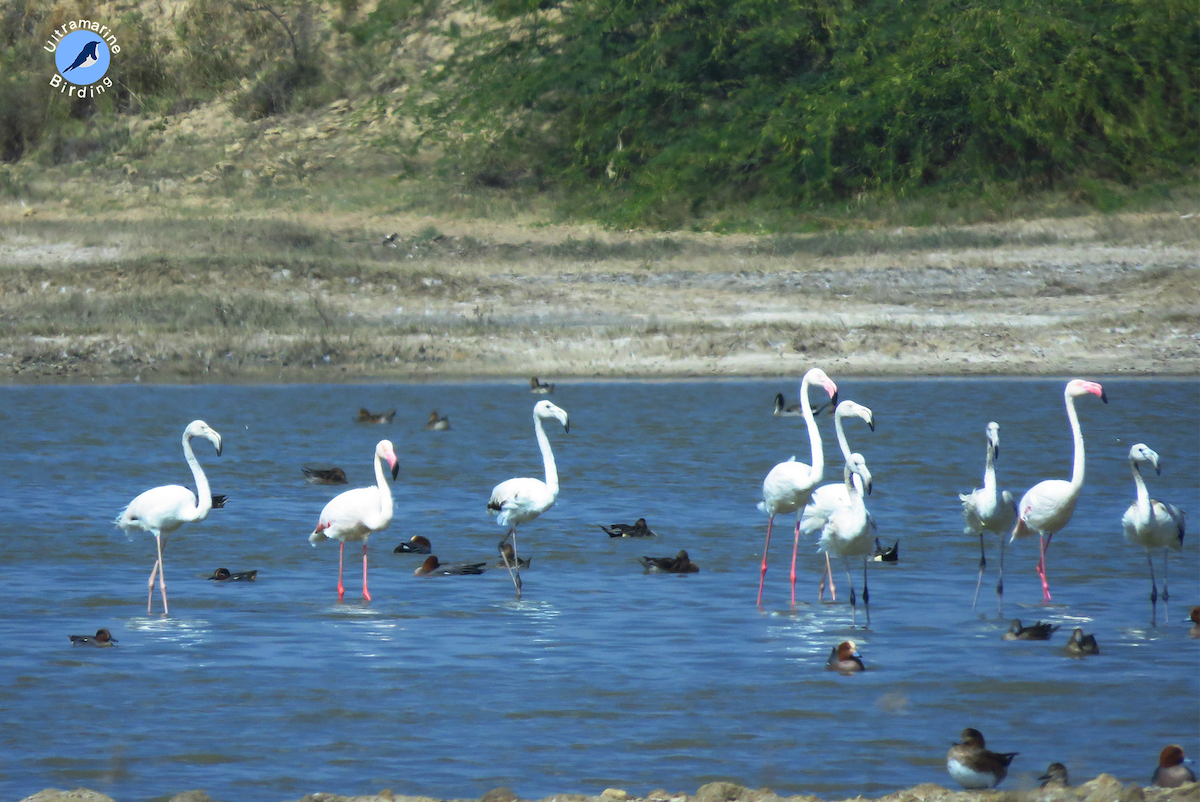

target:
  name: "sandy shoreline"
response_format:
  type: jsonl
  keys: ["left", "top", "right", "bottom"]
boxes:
{"left": 2, "top": 211, "right": 1197, "bottom": 383}
{"left": 17, "top": 777, "right": 1200, "bottom": 802}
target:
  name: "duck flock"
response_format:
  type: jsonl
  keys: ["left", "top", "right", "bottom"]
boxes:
{"left": 90, "top": 370, "right": 1196, "bottom": 793}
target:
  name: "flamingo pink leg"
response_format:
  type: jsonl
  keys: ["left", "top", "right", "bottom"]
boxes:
{"left": 789, "top": 519, "right": 801, "bottom": 608}
{"left": 147, "top": 535, "right": 169, "bottom": 615}
{"left": 499, "top": 526, "right": 522, "bottom": 596}
{"left": 362, "top": 542, "right": 371, "bottom": 601}
{"left": 1037, "top": 533, "right": 1053, "bottom": 603}
{"left": 819, "top": 552, "right": 837, "bottom": 603}
{"left": 757, "top": 515, "right": 774, "bottom": 607}
{"left": 337, "top": 541, "right": 346, "bottom": 601}
{"left": 147, "top": 556, "right": 159, "bottom": 613}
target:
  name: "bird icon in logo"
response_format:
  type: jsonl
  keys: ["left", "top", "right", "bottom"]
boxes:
{"left": 63, "top": 40, "right": 102, "bottom": 73}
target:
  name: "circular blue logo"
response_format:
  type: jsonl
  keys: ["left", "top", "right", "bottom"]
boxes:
{"left": 55, "top": 30, "right": 110, "bottom": 86}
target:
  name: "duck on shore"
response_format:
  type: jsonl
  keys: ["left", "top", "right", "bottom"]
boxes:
{"left": 946, "top": 727, "right": 1017, "bottom": 790}
{"left": 1151, "top": 745, "right": 1196, "bottom": 788}
{"left": 1039, "top": 762, "right": 1070, "bottom": 788}
{"left": 529, "top": 377, "right": 554, "bottom": 394}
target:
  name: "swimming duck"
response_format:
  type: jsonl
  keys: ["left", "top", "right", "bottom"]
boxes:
{"left": 1065, "top": 628, "right": 1099, "bottom": 656}
{"left": 493, "top": 542, "right": 531, "bottom": 570}
{"left": 413, "top": 556, "right": 488, "bottom": 576}
{"left": 872, "top": 537, "right": 898, "bottom": 563}
{"left": 1002, "top": 619, "right": 1060, "bottom": 640}
{"left": 772, "top": 392, "right": 802, "bottom": 417}
{"left": 1152, "top": 745, "right": 1196, "bottom": 788}
{"left": 302, "top": 465, "right": 349, "bottom": 485}
{"left": 426, "top": 411, "right": 450, "bottom": 431}
{"left": 208, "top": 568, "right": 258, "bottom": 582}
{"left": 1038, "top": 762, "right": 1070, "bottom": 788}
{"left": 825, "top": 640, "right": 865, "bottom": 673}
{"left": 393, "top": 535, "right": 432, "bottom": 554}
{"left": 946, "top": 728, "right": 1017, "bottom": 790}
{"left": 70, "top": 629, "right": 118, "bottom": 647}
{"left": 599, "top": 518, "right": 657, "bottom": 538}
{"left": 211, "top": 494, "right": 228, "bottom": 508}
{"left": 529, "top": 377, "right": 554, "bottom": 394}
{"left": 356, "top": 408, "right": 396, "bottom": 424}
{"left": 639, "top": 550, "right": 699, "bottom": 574}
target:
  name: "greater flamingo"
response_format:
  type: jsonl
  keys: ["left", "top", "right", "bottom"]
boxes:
{"left": 1121, "top": 443, "right": 1186, "bottom": 624}
{"left": 487, "top": 400, "right": 570, "bottom": 597}
{"left": 756, "top": 368, "right": 838, "bottom": 607}
{"left": 960, "top": 422, "right": 1017, "bottom": 614}
{"left": 1010, "top": 380, "right": 1106, "bottom": 603}
{"left": 799, "top": 399, "right": 875, "bottom": 602}
{"left": 816, "top": 453, "right": 876, "bottom": 626}
{"left": 115, "top": 420, "right": 223, "bottom": 615}
{"left": 309, "top": 439, "right": 399, "bottom": 601}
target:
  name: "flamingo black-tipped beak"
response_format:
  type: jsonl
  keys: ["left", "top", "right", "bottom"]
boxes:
{"left": 866, "top": 480, "right": 873, "bottom": 495}
{"left": 391, "top": 462, "right": 400, "bottom": 480}
{"left": 1100, "top": 390, "right": 1108, "bottom": 404}
{"left": 1155, "top": 462, "right": 1161, "bottom": 476}
{"left": 994, "top": 443, "right": 1000, "bottom": 461}
{"left": 564, "top": 421, "right": 570, "bottom": 434}
{"left": 215, "top": 438, "right": 223, "bottom": 457}
{"left": 867, "top": 419, "right": 876, "bottom": 432}
{"left": 829, "top": 390, "right": 839, "bottom": 409}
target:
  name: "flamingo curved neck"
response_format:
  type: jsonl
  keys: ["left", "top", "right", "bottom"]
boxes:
{"left": 534, "top": 414, "right": 559, "bottom": 499}
{"left": 1064, "top": 390, "right": 1086, "bottom": 491}
{"left": 182, "top": 432, "right": 212, "bottom": 522}
{"left": 371, "top": 449, "right": 395, "bottom": 527}
{"left": 834, "top": 408, "right": 851, "bottom": 464}
{"left": 800, "top": 377, "right": 825, "bottom": 483}
{"left": 1130, "top": 461, "right": 1151, "bottom": 522}
{"left": 983, "top": 444, "right": 997, "bottom": 492}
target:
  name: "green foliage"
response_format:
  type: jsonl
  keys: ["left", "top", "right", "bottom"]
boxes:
{"left": 423, "top": 0, "right": 1199, "bottom": 225}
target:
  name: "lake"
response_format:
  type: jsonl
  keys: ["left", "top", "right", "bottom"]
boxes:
{"left": 0, "top": 378, "right": 1196, "bottom": 801}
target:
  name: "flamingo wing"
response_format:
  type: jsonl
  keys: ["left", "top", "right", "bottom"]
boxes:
{"left": 488, "top": 478, "right": 551, "bottom": 526}
{"left": 311, "top": 486, "right": 387, "bottom": 543}
{"left": 1013, "top": 479, "right": 1076, "bottom": 538}
{"left": 801, "top": 482, "right": 850, "bottom": 536}
{"left": 762, "top": 459, "right": 816, "bottom": 514}
{"left": 116, "top": 485, "right": 199, "bottom": 536}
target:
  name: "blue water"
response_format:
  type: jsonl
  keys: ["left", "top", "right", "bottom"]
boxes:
{"left": 1, "top": 378, "right": 1197, "bottom": 801}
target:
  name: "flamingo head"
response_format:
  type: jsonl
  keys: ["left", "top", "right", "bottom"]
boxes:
{"left": 836, "top": 400, "right": 875, "bottom": 432}
{"left": 1066, "top": 379, "right": 1107, "bottom": 403}
{"left": 535, "top": 400, "right": 570, "bottom": 433}
{"left": 1128, "top": 443, "right": 1160, "bottom": 475}
{"left": 801, "top": 368, "right": 838, "bottom": 408}
{"left": 846, "top": 452, "right": 872, "bottom": 495}
{"left": 376, "top": 439, "right": 399, "bottom": 480}
{"left": 986, "top": 421, "right": 1001, "bottom": 460}
{"left": 185, "top": 420, "right": 223, "bottom": 456}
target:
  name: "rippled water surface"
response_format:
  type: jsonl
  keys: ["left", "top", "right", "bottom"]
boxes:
{"left": 1, "top": 379, "right": 1197, "bottom": 801}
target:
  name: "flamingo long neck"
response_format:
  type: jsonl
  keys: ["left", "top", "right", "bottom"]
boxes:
{"left": 535, "top": 413, "right": 559, "bottom": 499}
{"left": 1064, "top": 390, "right": 1086, "bottom": 492}
{"left": 983, "top": 443, "right": 997, "bottom": 494}
{"left": 834, "top": 409, "right": 851, "bottom": 464}
{"left": 182, "top": 433, "right": 212, "bottom": 522}
{"left": 800, "top": 378, "right": 825, "bottom": 483}
{"left": 1130, "top": 461, "right": 1151, "bottom": 522}
{"left": 372, "top": 449, "right": 395, "bottom": 527}
{"left": 844, "top": 464, "right": 863, "bottom": 509}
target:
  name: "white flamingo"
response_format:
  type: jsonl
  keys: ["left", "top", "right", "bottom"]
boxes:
{"left": 799, "top": 399, "right": 875, "bottom": 603}
{"left": 756, "top": 368, "right": 838, "bottom": 608}
{"left": 488, "top": 400, "right": 570, "bottom": 597}
{"left": 960, "top": 422, "right": 1017, "bottom": 614}
{"left": 115, "top": 420, "right": 223, "bottom": 615}
{"left": 309, "top": 439, "right": 399, "bottom": 602}
{"left": 1010, "top": 379, "right": 1107, "bottom": 603}
{"left": 1121, "top": 443, "right": 1187, "bottom": 624}
{"left": 817, "top": 453, "right": 876, "bottom": 627}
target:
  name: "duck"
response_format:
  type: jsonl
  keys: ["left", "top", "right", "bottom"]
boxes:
{"left": 825, "top": 640, "right": 865, "bottom": 673}
{"left": 1065, "top": 628, "right": 1099, "bottom": 656}
{"left": 872, "top": 537, "right": 898, "bottom": 563}
{"left": 1152, "top": 745, "right": 1196, "bottom": 788}
{"left": 529, "top": 376, "right": 554, "bottom": 394}
{"left": 70, "top": 629, "right": 118, "bottom": 647}
{"left": 946, "top": 727, "right": 1018, "bottom": 790}
{"left": 1190, "top": 606, "right": 1200, "bottom": 639}
{"left": 356, "top": 407, "right": 396, "bottom": 424}
{"left": 426, "top": 411, "right": 450, "bottom": 431}
{"left": 393, "top": 535, "right": 432, "bottom": 554}
{"left": 302, "top": 464, "right": 348, "bottom": 485}
{"left": 1002, "top": 619, "right": 1060, "bottom": 641}
{"left": 772, "top": 392, "right": 802, "bottom": 417}
{"left": 1038, "top": 762, "right": 1070, "bottom": 788}
{"left": 639, "top": 550, "right": 699, "bottom": 574}
{"left": 413, "top": 555, "right": 488, "bottom": 576}
{"left": 493, "top": 542, "right": 531, "bottom": 570}
{"left": 207, "top": 567, "right": 258, "bottom": 582}
{"left": 599, "top": 518, "right": 657, "bottom": 538}
{"left": 382, "top": 233, "right": 398, "bottom": 247}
